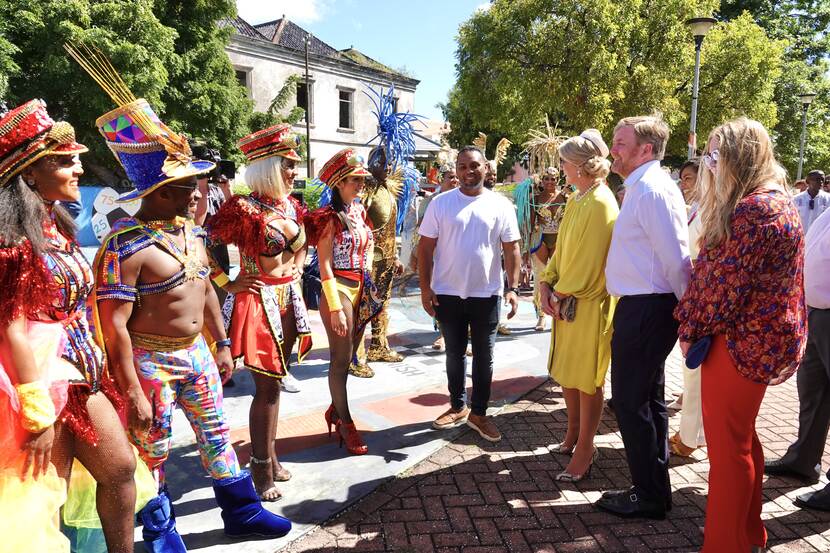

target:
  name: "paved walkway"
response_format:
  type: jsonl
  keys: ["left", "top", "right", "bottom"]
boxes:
{"left": 283, "top": 345, "right": 830, "bottom": 552}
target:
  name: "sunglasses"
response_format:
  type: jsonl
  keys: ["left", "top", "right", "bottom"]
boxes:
{"left": 166, "top": 183, "right": 198, "bottom": 192}
{"left": 810, "top": 198, "right": 815, "bottom": 210}
{"left": 702, "top": 149, "right": 719, "bottom": 171}
{"left": 347, "top": 154, "right": 365, "bottom": 168}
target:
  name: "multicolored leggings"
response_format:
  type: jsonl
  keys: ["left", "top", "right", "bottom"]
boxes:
{"left": 130, "top": 336, "right": 240, "bottom": 482}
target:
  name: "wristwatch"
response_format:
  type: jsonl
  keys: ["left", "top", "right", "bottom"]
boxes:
{"left": 215, "top": 338, "right": 232, "bottom": 349}
{"left": 507, "top": 287, "right": 520, "bottom": 295}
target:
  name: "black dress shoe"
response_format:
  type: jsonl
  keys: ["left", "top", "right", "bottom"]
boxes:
{"left": 764, "top": 458, "right": 819, "bottom": 483}
{"left": 596, "top": 489, "right": 666, "bottom": 520}
{"left": 795, "top": 487, "right": 830, "bottom": 511}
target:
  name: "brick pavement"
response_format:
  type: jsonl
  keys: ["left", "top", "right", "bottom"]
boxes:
{"left": 282, "top": 349, "right": 830, "bottom": 553}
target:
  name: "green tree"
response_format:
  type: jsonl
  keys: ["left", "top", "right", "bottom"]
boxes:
{"left": 0, "top": 0, "right": 252, "bottom": 183}
{"left": 718, "top": 0, "right": 830, "bottom": 175}
{"left": 444, "top": 0, "right": 786, "bottom": 168}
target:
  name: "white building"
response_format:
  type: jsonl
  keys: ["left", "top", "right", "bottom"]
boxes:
{"left": 225, "top": 16, "right": 438, "bottom": 179}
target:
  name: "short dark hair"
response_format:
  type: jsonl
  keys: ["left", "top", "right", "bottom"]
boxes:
{"left": 679, "top": 158, "right": 700, "bottom": 176}
{"left": 807, "top": 170, "right": 825, "bottom": 182}
{"left": 457, "top": 145, "right": 485, "bottom": 160}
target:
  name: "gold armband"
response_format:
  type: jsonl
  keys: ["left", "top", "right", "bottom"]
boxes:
{"left": 322, "top": 278, "right": 343, "bottom": 311}
{"left": 213, "top": 272, "right": 231, "bottom": 289}
{"left": 15, "top": 381, "right": 56, "bottom": 433}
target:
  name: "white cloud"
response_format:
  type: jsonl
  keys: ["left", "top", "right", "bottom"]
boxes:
{"left": 475, "top": 1, "right": 491, "bottom": 12}
{"left": 236, "top": 0, "right": 332, "bottom": 25}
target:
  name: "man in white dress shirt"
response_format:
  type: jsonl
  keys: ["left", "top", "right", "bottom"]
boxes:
{"left": 793, "top": 170, "right": 830, "bottom": 233}
{"left": 596, "top": 114, "right": 692, "bottom": 520}
{"left": 764, "top": 206, "right": 830, "bottom": 510}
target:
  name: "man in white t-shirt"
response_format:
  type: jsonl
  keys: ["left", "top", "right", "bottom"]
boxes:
{"left": 418, "top": 146, "right": 522, "bottom": 442}
{"left": 793, "top": 170, "right": 830, "bottom": 233}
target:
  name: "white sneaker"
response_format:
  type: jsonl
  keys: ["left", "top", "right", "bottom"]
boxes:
{"left": 281, "top": 373, "right": 301, "bottom": 393}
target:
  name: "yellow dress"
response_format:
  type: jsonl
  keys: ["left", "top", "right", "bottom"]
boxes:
{"left": 541, "top": 184, "right": 619, "bottom": 395}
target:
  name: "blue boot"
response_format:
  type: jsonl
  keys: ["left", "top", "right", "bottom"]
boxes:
{"left": 213, "top": 472, "right": 292, "bottom": 538}
{"left": 138, "top": 489, "right": 187, "bottom": 552}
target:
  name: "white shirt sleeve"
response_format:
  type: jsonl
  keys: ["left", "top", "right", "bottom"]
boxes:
{"left": 500, "top": 200, "right": 521, "bottom": 243}
{"left": 418, "top": 196, "right": 439, "bottom": 239}
{"left": 638, "top": 190, "right": 692, "bottom": 299}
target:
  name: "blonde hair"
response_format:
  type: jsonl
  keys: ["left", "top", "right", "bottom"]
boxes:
{"left": 699, "top": 117, "right": 787, "bottom": 248}
{"left": 614, "top": 113, "right": 670, "bottom": 160}
{"left": 558, "top": 129, "right": 611, "bottom": 181}
{"left": 244, "top": 156, "right": 290, "bottom": 198}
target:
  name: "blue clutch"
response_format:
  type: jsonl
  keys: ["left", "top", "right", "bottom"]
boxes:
{"left": 685, "top": 336, "right": 712, "bottom": 370}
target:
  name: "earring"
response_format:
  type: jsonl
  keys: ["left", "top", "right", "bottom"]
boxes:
{"left": 26, "top": 179, "right": 35, "bottom": 187}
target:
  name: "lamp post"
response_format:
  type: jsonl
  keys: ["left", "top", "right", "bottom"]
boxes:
{"left": 685, "top": 17, "right": 717, "bottom": 159}
{"left": 304, "top": 33, "right": 313, "bottom": 178}
{"left": 796, "top": 92, "right": 817, "bottom": 181}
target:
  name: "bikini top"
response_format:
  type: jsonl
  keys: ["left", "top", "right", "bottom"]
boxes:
{"left": 96, "top": 219, "right": 209, "bottom": 303}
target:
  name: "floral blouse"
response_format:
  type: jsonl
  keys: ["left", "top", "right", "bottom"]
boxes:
{"left": 675, "top": 189, "right": 806, "bottom": 385}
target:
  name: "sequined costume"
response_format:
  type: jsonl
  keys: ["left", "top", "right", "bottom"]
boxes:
{"left": 95, "top": 217, "right": 240, "bottom": 481}
{"left": 208, "top": 193, "right": 312, "bottom": 378}
{"left": 362, "top": 178, "right": 401, "bottom": 361}
{"left": 306, "top": 202, "right": 382, "bottom": 337}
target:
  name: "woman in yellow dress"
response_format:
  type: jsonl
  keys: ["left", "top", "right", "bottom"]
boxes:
{"left": 539, "top": 129, "right": 619, "bottom": 482}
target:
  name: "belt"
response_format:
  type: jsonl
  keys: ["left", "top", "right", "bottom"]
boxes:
{"left": 623, "top": 293, "right": 675, "bottom": 299}
{"left": 130, "top": 331, "right": 200, "bottom": 352}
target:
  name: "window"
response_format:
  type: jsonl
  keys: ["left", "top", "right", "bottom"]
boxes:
{"left": 234, "top": 68, "right": 251, "bottom": 94}
{"left": 296, "top": 80, "right": 313, "bottom": 123}
{"left": 338, "top": 89, "right": 353, "bottom": 130}
{"left": 393, "top": 96, "right": 399, "bottom": 113}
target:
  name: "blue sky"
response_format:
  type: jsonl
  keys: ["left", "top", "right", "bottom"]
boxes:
{"left": 235, "top": 0, "right": 490, "bottom": 121}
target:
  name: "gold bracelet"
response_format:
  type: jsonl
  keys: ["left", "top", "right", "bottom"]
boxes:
{"left": 15, "top": 381, "right": 56, "bottom": 433}
{"left": 213, "top": 272, "right": 230, "bottom": 288}
{"left": 321, "top": 278, "right": 343, "bottom": 311}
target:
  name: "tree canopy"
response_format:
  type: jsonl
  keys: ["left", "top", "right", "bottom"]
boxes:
{"left": 0, "top": 0, "right": 252, "bottom": 183}
{"left": 443, "top": 0, "right": 797, "bottom": 171}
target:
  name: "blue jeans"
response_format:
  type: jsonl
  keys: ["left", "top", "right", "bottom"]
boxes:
{"left": 435, "top": 295, "right": 500, "bottom": 416}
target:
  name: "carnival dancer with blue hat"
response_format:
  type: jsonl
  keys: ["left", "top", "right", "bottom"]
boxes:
{"left": 65, "top": 44, "right": 292, "bottom": 551}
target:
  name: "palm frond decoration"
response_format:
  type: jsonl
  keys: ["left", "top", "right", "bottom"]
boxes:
{"left": 523, "top": 116, "right": 568, "bottom": 176}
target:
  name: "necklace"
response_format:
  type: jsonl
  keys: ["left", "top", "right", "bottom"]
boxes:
{"left": 574, "top": 182, "right": 601, "bottom": 202}
{"left": 136, "top": 216, "right": 187, "bottom": 232}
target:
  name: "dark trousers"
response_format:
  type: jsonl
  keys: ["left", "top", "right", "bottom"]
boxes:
{"left": 780, "top": 308, "right": 830, "bottom": 479}
{"left": 435, "top": 295, "right": 500, "bottom": 416}
{"left": 610, "top": 294, "right": 679, "bottom": 502}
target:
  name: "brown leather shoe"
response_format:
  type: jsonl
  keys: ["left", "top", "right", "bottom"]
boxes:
{"left": 433, "top": 407, "right": 470, "bottom": 429}
{"left": 467, "top": 414, "right": 502, "bottom": 442}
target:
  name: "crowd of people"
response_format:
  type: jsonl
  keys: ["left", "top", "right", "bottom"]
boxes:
{"left": 0, "top": 47, "right": 828, "bottom": 553}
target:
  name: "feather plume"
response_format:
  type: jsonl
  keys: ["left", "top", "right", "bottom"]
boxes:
{"left": 472, "top": 132, "right": 487, "bottom": 154}
{"left": 523, "top": 116, "right": 568, "bottom": 176}
{"left": 494, "top": 137, "right": 512, "bottom": 167}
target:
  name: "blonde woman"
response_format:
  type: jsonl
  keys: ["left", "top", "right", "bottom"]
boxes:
{"left": 208, "top": 124, "right": 313, "bottom": 501}
{"left": 675, "top": 118, "right": 806, "bottom": 552}
{"left": 539, "top": 129, "right": 618, "bottom": 481}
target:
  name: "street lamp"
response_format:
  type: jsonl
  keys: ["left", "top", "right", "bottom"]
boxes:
{"left": 685, "top": 17, "right": 717, "bottom": 159}
{"left": 796, "top": 91, "right": 817, "bottom": 181}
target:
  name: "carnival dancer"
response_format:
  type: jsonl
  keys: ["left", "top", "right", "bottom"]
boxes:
{"left": 207, "top": 123, "right": 313, "bottom": 501}
{"left": 66, "top": 44, "right": 292, "bottom": 547}
{"left": 0, "top": 99, "right": 137, "bottom": 552}
{"left": 350, "top": 87, "right": 421, "bottom": 377}
{"left": 306, "top": 148, "right": 383, "bottom": 455}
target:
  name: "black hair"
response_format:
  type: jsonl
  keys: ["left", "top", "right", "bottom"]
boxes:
{"left": 679, "top": 158, "right": 700, "bottom": 177}
{"left": 457, "top": 145, "right": 485, "bottom": 159}
{"left": 0, "top": 175, "right": 76, "bottom": 254}
{"left": 807, "top": 170, "right": 825, "bottom": 181}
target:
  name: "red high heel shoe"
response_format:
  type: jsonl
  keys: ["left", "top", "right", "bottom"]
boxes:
{"left": 324, "top": 404, "right": 338, "bottom": 438}
{"left": 337, "top": 421, "right": 368, "bottom": 455}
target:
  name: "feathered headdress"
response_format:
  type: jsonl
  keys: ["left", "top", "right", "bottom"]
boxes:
{"left": 523, "top": 116, "right": 568, "bottom": 177}
{"left": 64, "top": 42, "right": 213, "bottom": 202}
{"left": 473, "top": 131, "right": 512, "bottom": 172}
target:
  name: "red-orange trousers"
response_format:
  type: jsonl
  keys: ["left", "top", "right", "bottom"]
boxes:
{"left": 701, "top": 335, "right": 768, "bottom": 552}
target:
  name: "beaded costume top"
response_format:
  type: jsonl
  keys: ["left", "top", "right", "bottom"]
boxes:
{"left": 306, "top": 202, "right": 374, "bottom": 278}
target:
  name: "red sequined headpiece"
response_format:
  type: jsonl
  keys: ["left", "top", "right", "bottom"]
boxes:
{"left": 238, "top": 123, "right": 302, "bottom": 163}
{"left": 318, "top": 148, "right": 371, "bottom": 189}
{"left": 0, "top": 99, "right": 87, "bottom": 187}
